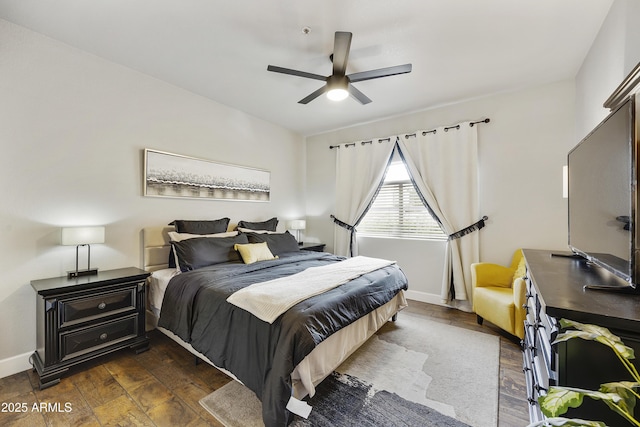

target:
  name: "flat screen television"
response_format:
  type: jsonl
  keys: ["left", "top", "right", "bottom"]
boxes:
{"left": 568, "top": 95, "right": 638, "bottom": 289}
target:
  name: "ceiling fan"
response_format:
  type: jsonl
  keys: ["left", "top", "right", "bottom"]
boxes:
{"left": 267, "top": 31, "right": 412, "bottom": 105}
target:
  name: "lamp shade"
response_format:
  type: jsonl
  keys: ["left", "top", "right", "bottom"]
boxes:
{"left": 289, "top": 220, "right": 306, "bottom": 231}
{"left": 61, "top": 226, "right": 105, "bottom": 246}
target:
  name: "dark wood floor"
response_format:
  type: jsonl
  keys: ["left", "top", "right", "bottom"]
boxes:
{"left": 0, "top": 301, "right": 529, "bottom": 426}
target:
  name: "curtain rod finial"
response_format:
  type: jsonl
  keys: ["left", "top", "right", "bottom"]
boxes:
{"left": 469, "top": 118, "right": 490, "bottom": 127}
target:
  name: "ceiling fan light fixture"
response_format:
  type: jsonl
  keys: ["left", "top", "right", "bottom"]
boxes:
{"left": 326, "top": 75, "right": 349, "bottom": 102}
{"left": 267, "top": 31, "right": 412, "bottom": 105}
{"left": 327, "top": 87, "right": 349, "bottom": 101}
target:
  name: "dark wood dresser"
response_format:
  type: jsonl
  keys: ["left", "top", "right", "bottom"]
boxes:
{"left": 522, "top": 249, "right": 640, "bottom": 425}
{"left": 30, "top": 267, "right": 150, "bottom": 389}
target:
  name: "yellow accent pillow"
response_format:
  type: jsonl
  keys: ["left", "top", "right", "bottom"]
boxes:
{"left": 234, "top": 242, "right": 279, "bottom": 264}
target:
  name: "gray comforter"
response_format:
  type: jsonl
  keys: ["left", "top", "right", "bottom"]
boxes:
{"left": 158, "top": 251, "right": 408, "bottom": 426}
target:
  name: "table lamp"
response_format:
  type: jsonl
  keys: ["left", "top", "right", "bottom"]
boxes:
{"left": 61, "top": 226, "right": 105, "bottom": 278}
{"left": 289, "top": 220, "right": 306, "bottom": 245}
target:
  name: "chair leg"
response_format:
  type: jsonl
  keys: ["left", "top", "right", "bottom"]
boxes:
{"left": 476, "top": 315, "right": 484, "bottom": 325}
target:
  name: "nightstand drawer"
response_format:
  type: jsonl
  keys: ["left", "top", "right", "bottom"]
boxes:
{"left": 59, "top": 285, "right": 138, "bottom": 328}
{"left": 60, "top": 315, "right": 138, "bottom": 361}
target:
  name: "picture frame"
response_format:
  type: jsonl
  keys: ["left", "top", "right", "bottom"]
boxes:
{"left": 143, "top": 149, "right": 270, "bottom": 202}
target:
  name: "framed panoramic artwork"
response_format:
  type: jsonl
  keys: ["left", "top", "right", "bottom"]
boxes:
{"left": 143, "top": 149, "right": 270, "bottom": 201}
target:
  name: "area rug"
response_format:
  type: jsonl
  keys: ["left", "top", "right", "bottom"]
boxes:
{"left": 199, "top": 310, "right": 500, "bottom": 427}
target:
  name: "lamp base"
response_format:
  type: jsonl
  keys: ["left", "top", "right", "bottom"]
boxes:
{"left": 67, "top": 268, "right": 99, "bottom": 279}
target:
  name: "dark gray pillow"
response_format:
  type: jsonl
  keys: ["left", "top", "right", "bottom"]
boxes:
{"left": 171, "top": 218, "right": 230, "bottom": 234}
{"left": 237, "top": 217, "right": 278, "bottom": 232}
{"left": 171, "top": 233, "right": 248, "bottom": 272}
{"left": 167, "top": 218, "right": 230, "bottom": 268}
{"left": 246, "top": 231, "right": 299, "bottom": 255}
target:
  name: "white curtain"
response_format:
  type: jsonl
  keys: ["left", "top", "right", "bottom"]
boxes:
{"left": 398, "top": 122, "right": 480, "bottom": 308}
{"left": 333, "top": 139, "right": 395, "bottom": 257}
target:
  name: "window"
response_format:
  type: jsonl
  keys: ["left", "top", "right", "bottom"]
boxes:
{"left": 358, "top": 156, "right": 447, "bottom": 240}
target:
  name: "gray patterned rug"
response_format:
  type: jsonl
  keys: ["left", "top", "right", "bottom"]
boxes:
{"left": 290, "top": 371, "right": 470, "bottom": 426}
{"left": 199, "top": 311, "right": 499, "bottom": 426}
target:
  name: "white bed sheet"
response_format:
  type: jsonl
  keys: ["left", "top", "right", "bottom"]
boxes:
{"left": 146, "top": 267, "right": 407, "bottom": 399}
{"left": 148, "top": 268, "right": 178, "bottom": 318}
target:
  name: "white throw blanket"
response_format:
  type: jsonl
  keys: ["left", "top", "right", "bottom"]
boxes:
{"left": 226, "top": 256, "right": 396, "bottom": 323}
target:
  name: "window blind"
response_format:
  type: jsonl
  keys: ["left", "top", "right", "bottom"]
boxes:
{"left": 358, "top": 178, "right": 447, "bottom": 240}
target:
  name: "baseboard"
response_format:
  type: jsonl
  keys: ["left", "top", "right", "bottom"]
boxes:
{"left": 404, "top": 289, "right": 448, "bottom": 306}
{"left": 0, "top": 351, "right": 33, "bottom": 379}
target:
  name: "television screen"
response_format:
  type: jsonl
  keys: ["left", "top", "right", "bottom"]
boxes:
{"left": 568, "top": 98, "right": 634, "bottom": 283}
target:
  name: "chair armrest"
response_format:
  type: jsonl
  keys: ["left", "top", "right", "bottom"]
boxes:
{"left": 513, "top": 277, "right": 527, "bottom": 308}
{"left": 471, "top": 263, "right": 514, "bottom": 288}
{"left": 513, "top": 277, "right": 527, "bottom": 339}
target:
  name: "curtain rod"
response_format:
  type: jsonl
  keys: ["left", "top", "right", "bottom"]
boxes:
{"left": 469, "top": 118, "right": 490, "bottom": 127}
{"left": 329, "top": 137, "right": 392, "bottom": 149}
{"left": 329, "top": 118, "right": 490, "bottom": 149}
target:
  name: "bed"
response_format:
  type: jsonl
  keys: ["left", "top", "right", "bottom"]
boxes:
{"left": 142, "top": 224, "right": 408, "bottom": 426}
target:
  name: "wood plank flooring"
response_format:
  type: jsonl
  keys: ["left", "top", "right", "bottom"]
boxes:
{"left": 0, "top": 301, "right": 529, "bottom": 426}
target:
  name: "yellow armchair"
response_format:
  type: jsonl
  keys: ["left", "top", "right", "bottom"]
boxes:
{"left": 471, "top": 249, "right": 526, "bottom": 339}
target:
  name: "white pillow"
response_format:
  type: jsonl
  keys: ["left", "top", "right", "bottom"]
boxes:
{"left": 168, "top": 230, "right": 238, "bottom": 242}
{"left": 237, "top": 227, "right": 277, "bottom": 234}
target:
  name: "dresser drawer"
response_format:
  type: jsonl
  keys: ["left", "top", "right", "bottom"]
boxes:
{"left": 59, "top": 315, "right": 138, "bottom": 361}
{"left": 59, "top": 285, "right": 139, "bottom": 328}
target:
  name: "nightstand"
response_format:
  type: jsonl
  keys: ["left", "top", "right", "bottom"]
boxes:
{"left": 30, "top": 267, "right": 150, "bottom": 389}
{"left": 299, "top": 242, "right": 326, "bottom": 252}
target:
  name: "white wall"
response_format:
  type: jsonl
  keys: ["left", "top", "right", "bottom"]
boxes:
{"left": 306, "top": 80, "right": 576, "bottom": 301}
{"left": 305, "top": 0, "right": 640, "bottom": 306}
{"left": 575, "top": 0, "right": 640, "bottom": 139}
{"left": 358, "top": 237, "right": 447, "bottom": 304}
{"left": 0, "top": 20, "right": 305, "bottom": 377}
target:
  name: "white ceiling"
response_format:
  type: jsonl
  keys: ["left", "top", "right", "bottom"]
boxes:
{"left": 0, "top": 0, "right": 613, "bottom": 136}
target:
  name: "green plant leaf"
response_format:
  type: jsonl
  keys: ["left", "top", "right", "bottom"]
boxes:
{"left": 539, "top": 388, "right": 584, "bottom": 417}
{"left": 595, "top": 381, "right": 640, "bottom": 425}
{"left": 539, "top": 387, "right": 622, "bottom": 417}
{"left": 543, "top": 320, "right": 640, "bottom": 427}
{"left": 600, "top": 381, "right": 638, "bottom": 415}
{"left": 526, "top": 418, "right": 606, "bottom": 427}
{"left": 579, "top": 390, "right": 623, "bottom": 404}
{"left": 556, "top": 319, "right": 635, "bottom": 360}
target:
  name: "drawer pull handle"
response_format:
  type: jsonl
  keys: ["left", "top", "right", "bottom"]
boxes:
{"left": 98, "top": 302, "right": 107, "bottom": 310}
{"left": 99, "top": 333, "right": 108, "bottom": 341}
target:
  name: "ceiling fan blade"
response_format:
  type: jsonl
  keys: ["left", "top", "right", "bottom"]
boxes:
{"left": 348, "top": 64, "right": 412, "bottom": 83}
{"left": 348, "top": 84, "right": 372, "bottom": 105}
{"left": 298, "top": 85, "right": 328, "bottom": 104}
{"left": 332, "top": 32, "right": 352, "bottom": 76}
{"left": 267, "top": 65, "right": 327, "bottom": 81}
